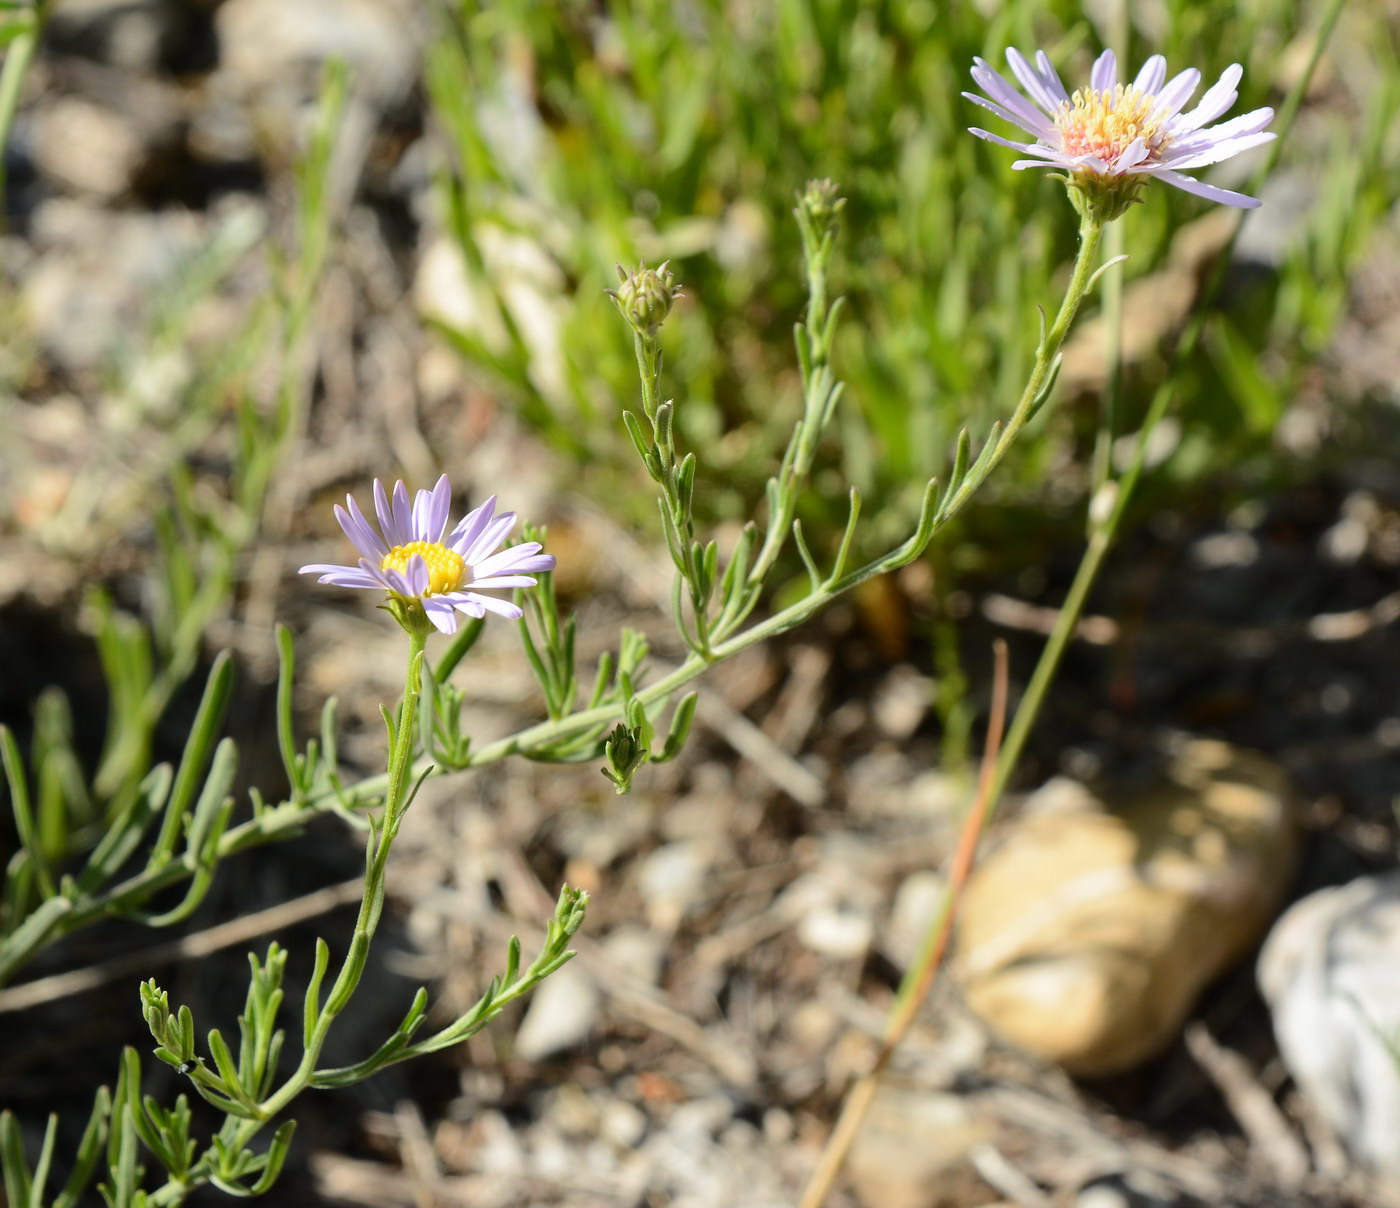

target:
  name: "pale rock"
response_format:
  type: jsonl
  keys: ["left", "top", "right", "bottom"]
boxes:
{"left": 638, "top": 840, "right": 712, "bottom": 933}
{"left": 1257, "top": 870, "right": 1400, "bottom": 1182}
{"left": 215, "top": 0, "right": 417, "bottom": 111}
{"left": 27, "top": 96, "right": 145, "bottom": 197}
{"left": 415, "top": 225, "right": 570, "bottom": 411}
{"left": 909, "top": 770, "right": 967, "bottom": 816}
{"left": 955, "top": 740, "right": 1296, "bottom": 1076}
{"left": 882, "top": 869, "right": 948, "bottom": 972}
{"left": 512, "top": 959, "right": 598, "bottom": 1061}
{"left": 782, "top": 847, "right": 882, "bottom": 961}
{"left": 47, "top": 0, "right": 181, "bottom": 71}
{"left": 796, "top": 897, "right": 875, "bottom": 960}
{"left": 872, "top": 666, "right": 933, "bottom": 739}
{"left": 23, "top": 202, "right": 205, "bottom": 372}
{"left": 601, "top": 924, "right": 666, "bottom": 987}
{"left": 600, "top": 1098, "right": 648, "bottom": 1149}
{"left": 1075, "top": 1170, "right": 1182, "bottom": 1207}
{"left": 846, "top": 1082, "right": 990, "bottom": 1208}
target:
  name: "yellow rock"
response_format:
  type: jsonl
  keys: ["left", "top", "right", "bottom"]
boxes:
{"left": 846, "top": 1082, "right": 991, "bottom": 1208}
{"left": 955, "top": 740, "right": 1296, "bottom": 1076}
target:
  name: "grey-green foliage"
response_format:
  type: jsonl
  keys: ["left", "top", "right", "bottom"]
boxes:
{"left": 2, "top": 613, "right": 589, "bottom": 1206}
{"left": 0, "top": 888, "right": 585, "bottom": 1206}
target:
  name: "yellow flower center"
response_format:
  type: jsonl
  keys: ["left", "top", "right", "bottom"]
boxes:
{"left": 1055, "top": 84, "right": 1168, "bottom": 167}
{"left": 381, "top": 541, "right": 467, "bottom": 596}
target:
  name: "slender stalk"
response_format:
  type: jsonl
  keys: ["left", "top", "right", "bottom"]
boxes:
{"left": 986, "top": 521, "right": 1111, "bottom": 810}
{"left": 939, "top": 211, "right": 1104, "bottom": 519}
{"left": 261, "top": 625, "right": 426, "bottom": 1119}
{"left": 796, "top": 641, "right": 1008, "bottom": 1208}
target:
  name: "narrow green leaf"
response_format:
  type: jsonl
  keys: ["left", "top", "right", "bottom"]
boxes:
{"left": 1, "top": 726, "right": 55, "bottom": 899}
{"left": 654, "top": 693, "right": 698, "bottom": 763}
{"left": 54, "top": 1085, "right": 111, "bottom": 1208}
{"left": 246, "top": 1121, "right": 296, "bottom": 1195}
{"left": 0, "top": 1110, "right": 33, "bottom": 1208}
{"left": 148, "top": 652, "right": 234, "bottom": 868}
{"left": 205, "top": 1030, "right": 248, "bottom": 1102}
{"left": 274, "top": 626, "right": 303, "bottom": 795}
{"left": 77, "top": 764, "right": 169, "bottom": 894}
{"left": 29, "top": 1112, "right": 59, "bottom": 1208}
{"left": 433, "top": 616, "right": 484, "bottom": 684}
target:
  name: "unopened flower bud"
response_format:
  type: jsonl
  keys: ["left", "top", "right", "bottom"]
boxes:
{"left": 798, "top": 178, "right": 846, "bottom": 235}
{"left": 609, "top": 262, "right": 681, "bottom": 334}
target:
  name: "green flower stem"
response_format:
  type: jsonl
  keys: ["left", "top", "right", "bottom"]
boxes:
{"left": 939, "top": 210, "right": 1104, "bottom": 519}
{"left": 633, "top": 329, "right": 663, "bottom": 426}
{"left": 260, "top": 626, "right": 426, "bottom": 1119}
{"left": 743, "top": 194, "right": 840, "bottom": 593}
{"left": 631, "top": 326, "right": 713, "bottom": 654}
{"left": 133, "top": 627, "right": 427, "bottom": 1206}
{"left": 985, "top": 516, "right": 1112, "bottom": 813}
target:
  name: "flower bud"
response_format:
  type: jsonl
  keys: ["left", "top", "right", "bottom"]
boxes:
{"left": 609, "top": 262, "right": 681, "bottom": 334}
{"left": 798, "top": 178, "right": 846, "bottom": 236}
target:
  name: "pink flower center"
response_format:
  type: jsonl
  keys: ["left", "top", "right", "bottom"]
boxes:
{"left": 1055, "top": 84, "right": 1169, "bottom": 168}
{"left": 382, "top": 541, "right": 466, "bottom": 596}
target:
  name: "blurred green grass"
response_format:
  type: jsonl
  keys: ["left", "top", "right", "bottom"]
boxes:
{"left": 425, "top": 0, "right": 1400, "bottom": 571}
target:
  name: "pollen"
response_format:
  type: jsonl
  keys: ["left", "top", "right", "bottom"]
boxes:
{"left": 381, "top": 541, "right": 467, "bottom": 596}
{"left": 1055, "top": 84, "right": 1168, "bottom": 167}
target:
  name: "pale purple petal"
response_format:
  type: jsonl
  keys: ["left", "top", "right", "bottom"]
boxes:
{"left": 1172, "top": 64, "right": 1243, "bottom": 133}
{"left": 463, "top": 512, "right": 518, "bottom": 563}
{"left": 373, "top": 479, "right": 407, "bottom": 548}
{"left": 1090, "top": 49, "right": 1117, "bottom": 94}
{"left": 1006, "top": 47, "right": 1067, "bottom": 115}
{"left": 1033, "top": 50, "right": 1070, "bottom": 104}
{"left": 422, "top": 596, "right": 465, "bottom": 633}
{"left": 1113, "top": 137, "right": 1151, "bottom": 173}
{"left": 1133, "top": 54, "right": 1166, "bottom": 95}
{"left": 471, "top": 542, "right": 552, "bottom": 578}
{"left": 504, "top": 552, "right": 557, "bottom": 574}
{"left": 1154, "top": 168, "right": 1261, "bottom": 207}
{"left": 414, "top": 474, "right": 452, "bottom": 542}
{"left": 390, "top": 481, "right": 416, "bottom": 544}
{"left": 468, "top": 574, "right": 541, "bottom": 590}
{"left": 1010, "top": 155, "right": 1093, "bottom": 172}
{"left": 446, "top": 496, "right": 497, "bottom": 553}
{"left": 377, "top": 564, "right": 415, "bottom": 595}
{"left": 1169, "top": 107, "right": 1275, "bottom": 155}
{"left": 1151, "top": 68, "right": 1202, "bottom": 121}
{"left": 460, "top": 592, "right": 525, "bottom": 620}
{"left": 355, "top": 558, "right": 400, "bottom": 591}
{"left": 963, "top": 89, "right": 1051, "bottom": 138}
{"left": 338, "top": 496, "right": 388, "bottom": 561}
{"left": 402, "top": 554, "right": 430, "bottom": 596}
{"left": 970, "top": 61, "right": 1057, "bottom": 133}
{"left": 969, "top": 126, "right": 1044, "bottom": 155}
{"left": 300, "top": 563, "right": 383, "bottom": 589}
{"left": 1159, "top": 130, "right": 1275, "bottom": 171}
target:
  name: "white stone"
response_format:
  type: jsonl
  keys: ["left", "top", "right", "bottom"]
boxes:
{"left": 512, "top": 960, "right": 598, "bottom": 1061}
{"left": 1258, "top": 870, "right": 1400, "bottom": 1179}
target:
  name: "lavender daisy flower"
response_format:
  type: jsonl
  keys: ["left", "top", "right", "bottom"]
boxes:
{"left": 965, "top": 48, "right": 1275, "bottom": 217}
{"left": 301, "top": 475, "right": 555, "bottom": 634}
